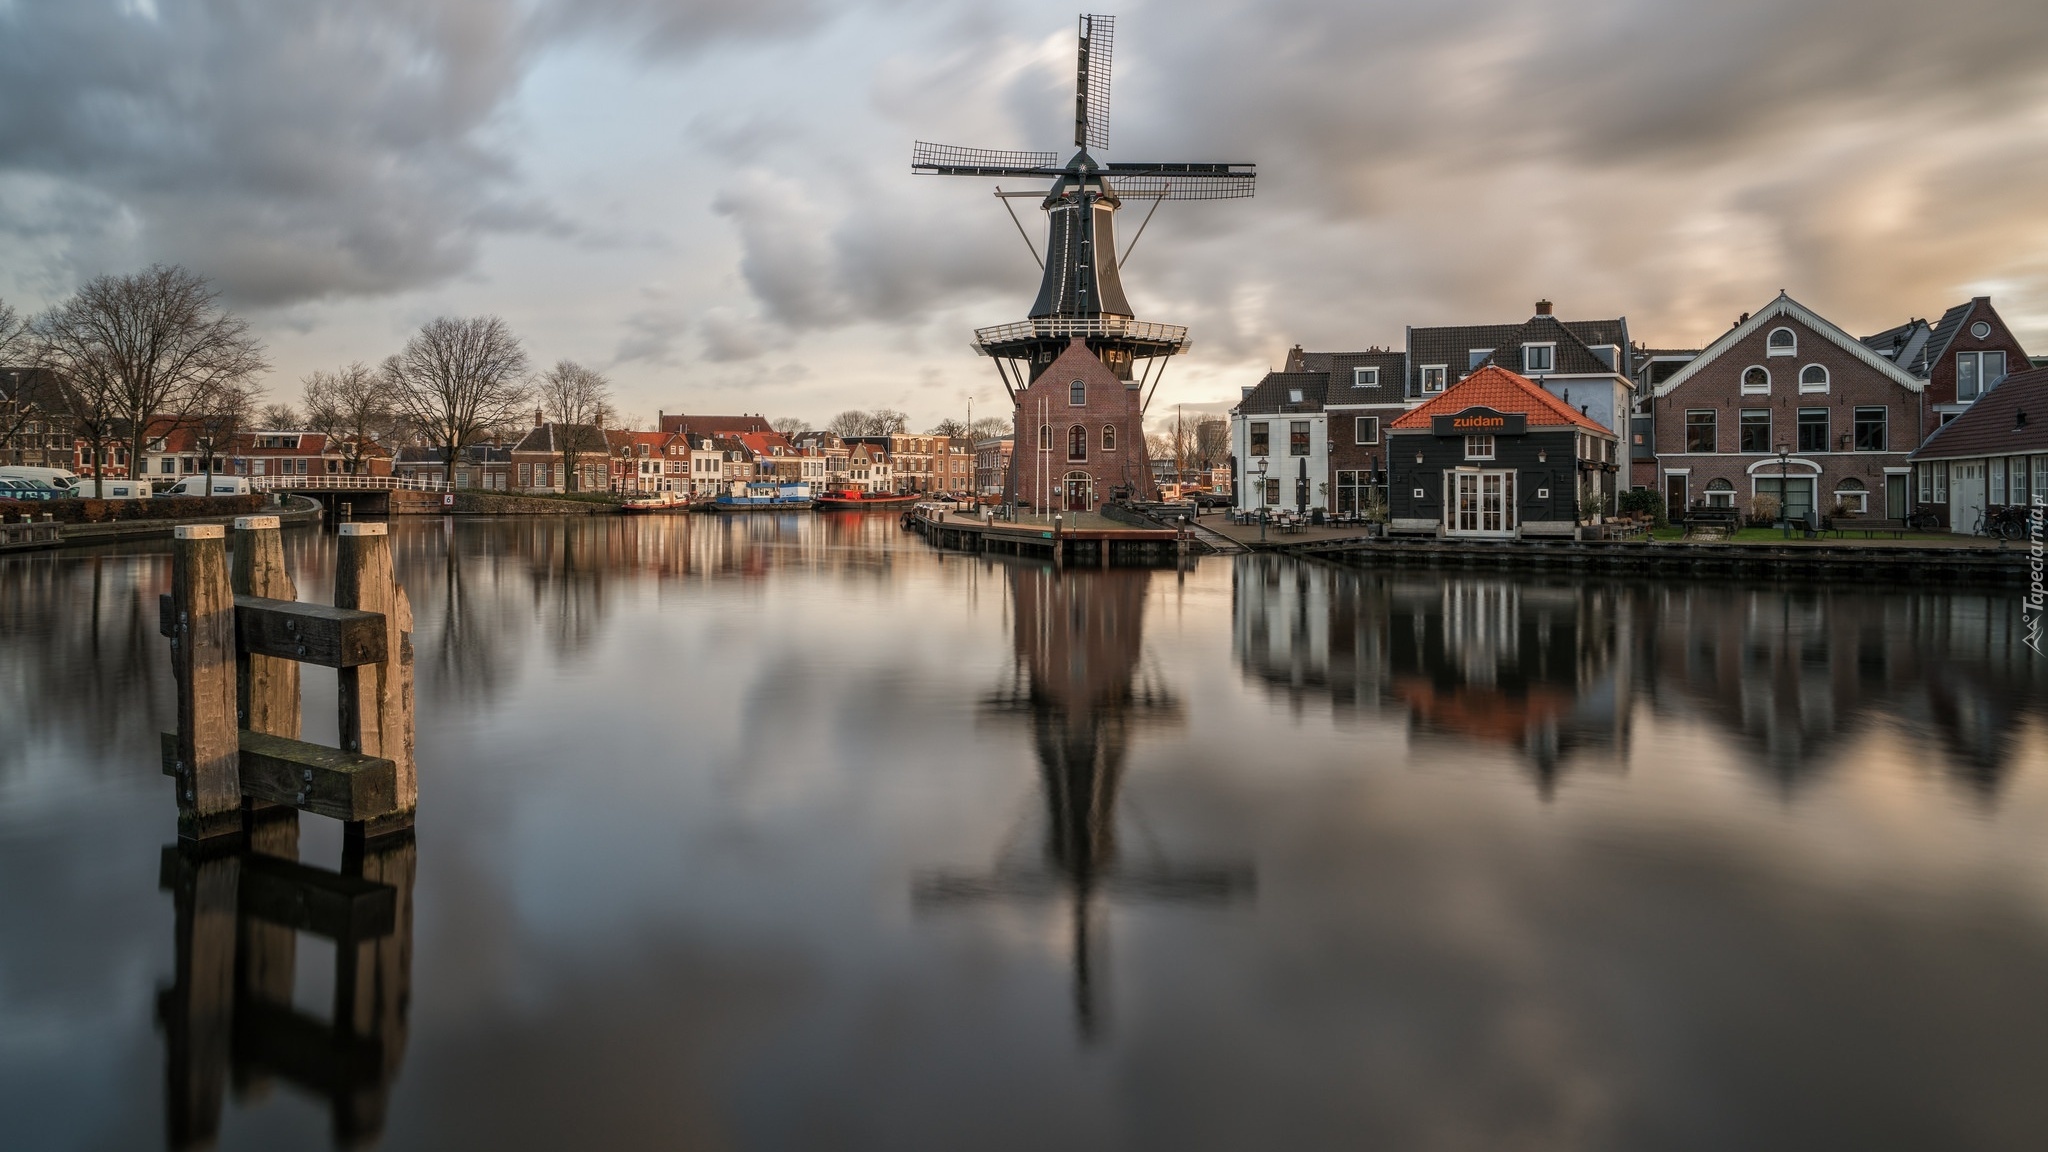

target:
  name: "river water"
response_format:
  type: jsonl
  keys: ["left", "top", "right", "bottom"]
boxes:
{"left": 4, "top": 515, "right": 2047, "bottom": 1150}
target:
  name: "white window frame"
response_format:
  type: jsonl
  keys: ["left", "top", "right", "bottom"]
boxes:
{"left": 1464, "top": 434, "right": 1495, "bottom": 460}
{"left": 1421, "top": 365, "right": 1448, "bottom": 393}
{"left": 1287, "top": 388, "right": 1304, "bottom": 404}
{"left": 1354, "top": 416, "right": 1380, "bottom": 445}
{"left": 1522, "top": 343, "right": 1555, "bottom": 373}
{"left": 1467, "top": 348, "right": 1493, "bottom": 370}
{"left": 1798, "top": 364, "right": 1830, "bottom": 394}
{"left": 1741, "top": 365, "right": 1771, "bottom": 395}
{"left": 1352, "top": 366, "right": 1379, "bottom": 388}
{"left": 1767, "top": 327, "right": 1797, "bottom": 357}
{"left": 1068, "top": 379, "right": 1086, "bottom": 407}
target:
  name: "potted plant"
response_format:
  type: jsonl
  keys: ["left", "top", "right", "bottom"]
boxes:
{"left": 1361, "top": 488, "right": 1390, "bottom": 538}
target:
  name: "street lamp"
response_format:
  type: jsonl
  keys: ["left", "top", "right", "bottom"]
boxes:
{"left": 1253, "top": 459, "right": 1269, "bottom": 541}
{"left": 1777, "top": 444, "right": 1791, "bottom": 538}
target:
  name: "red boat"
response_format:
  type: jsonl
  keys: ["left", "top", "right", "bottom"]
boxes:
{"left": 814, "top": 489, "right": 923, "bottom": 511}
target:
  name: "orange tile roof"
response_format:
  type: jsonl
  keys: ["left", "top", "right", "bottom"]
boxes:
{"left": 1388, "top": 364, "right": 1611, "bottom": 433}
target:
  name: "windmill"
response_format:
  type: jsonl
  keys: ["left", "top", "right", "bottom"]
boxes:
{"left": 912, "top": 14, "right": 1255, "bottom": 410}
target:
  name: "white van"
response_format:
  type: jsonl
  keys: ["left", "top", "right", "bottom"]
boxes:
{"left": 0, "top": 466, "right": 80, "bottom": 497}
{"left": 79, "top": 478, "right": 153, "bottom": 500}
{"left": 159, "top": 475, "right": 252, "bottom": 498}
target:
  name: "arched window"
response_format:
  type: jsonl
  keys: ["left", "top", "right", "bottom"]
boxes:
{"left": 1038, "top": 424, "right": 1051, "bottom": 450}
{"left": 1742, "top": 366, "right": 1770, "bottom": 394}
{"left": 1767, "top": 327, "right": 1796, "bottom": 356}
{"left": 1101, "top": 424, "right": 1116, "bottom": 451}
{"left": 1068, "top": 424, "right": 1088, "bottom": 461}
{"left": 1799, "top": 364, "right": 1829, "bottom": 393}
{"left": 1069, "top": 379, "right": 1086, "bottom": 406}
{"left": 1705, "top": 477, "right": 1735, "bottom": 507}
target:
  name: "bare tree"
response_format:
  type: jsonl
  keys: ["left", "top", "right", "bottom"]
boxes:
{"left": 1194, "top": 417, "right": 1229, "bottom": 468}
{"left": 771, "top": 416, "right": 811, "bottom": 439}
{"left": 385, "top": 316, "right": 532, "bottom": 489}
{"left": 258, "top": 402, "right": 301, "bottom": 429}
{"left": 535, "top": 360, "right": 613, "bottom": 493}
{"left": 829, "top": 408, "right": 910, "bottom": 438}
{"left": 969, "top": 414, "right": 1011, "bottom": 441}
{"left": 929, "top": 417, "right": 971, "bottom": 438}
{"left": 0, "top": 297, "right": 28, "bottom": 365}
{"left": 302, "top": 361, "right": 395, "bottom": 474}
{"left": 191, "top": 377, "right": 262, "bottom": 488}
{"left": 34, "top": 266, "right": 268, "bottom": 495}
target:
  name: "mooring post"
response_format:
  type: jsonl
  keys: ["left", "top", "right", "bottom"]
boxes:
{"left": 335, "top": 523, "right": 416, "bottom": 838}
{"left": 171, "top": 525, "right": 242, "bottom": 841}
{"left": 1053, "top": 514, "right": 1064, "bottom": 570}
{"left": 336, "top": 829, "right": 416, "bottom": 1138}
{"left": 157, "top": 845, "right": 241, "bottom": 1147}
{"left": 230, "top": 515, "right": 301, "bottom": 742}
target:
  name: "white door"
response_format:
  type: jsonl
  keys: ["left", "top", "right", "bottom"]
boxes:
{"left": 1448, "top": 471, "right": 1514, "bottom": 536}
{"left": 1950, "top": 461, "right": 1986, "bottom": 534}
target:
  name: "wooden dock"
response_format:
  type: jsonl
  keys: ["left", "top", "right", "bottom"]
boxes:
{"left": 906, "top": 508, "right": 1194, "bottom": 568}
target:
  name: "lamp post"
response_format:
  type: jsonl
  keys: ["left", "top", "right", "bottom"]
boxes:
{"left": 1777, "top": 445, "right": 1791, "bottom": 538}
{"left": 1253, "top": 460, "right": 1269, "bottom": 541}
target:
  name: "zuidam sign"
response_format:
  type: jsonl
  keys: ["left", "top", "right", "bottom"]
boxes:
{"left": 1431, "top": 407, "right": 1527, "bottom": 437}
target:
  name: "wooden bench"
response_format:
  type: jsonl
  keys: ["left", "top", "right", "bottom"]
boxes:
{"left": 1681, "top": 508, "right": 1740, "bottom": 540}
{"left": 1833, "top": 516, "right": 1907, "bottom": 539}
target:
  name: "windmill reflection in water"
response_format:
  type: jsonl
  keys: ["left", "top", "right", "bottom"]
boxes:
{"left": 916, "top": 564, "right": 1253, "bottom": 1040}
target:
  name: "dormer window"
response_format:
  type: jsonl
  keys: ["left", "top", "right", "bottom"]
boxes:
{"left": 1353, "top": 366, "right": 1379, "bottom": 388}
{"left": 1287, "top": 388, "right": 1304, "bottom": 404}
{"left": 1522, "top": 344, "right": 1554, "bottom": 373}
{"left": 1421, "top": 366, "right": 1447, "bottom": 393}
{"left": 1798, "top": 364, "right": 1829, "bottom": 393}
{"left": 1767, "top": 327, "right": 1797, "bottom": 356}
{"left": 1467, "top": 349, "right": 1493, "bottom": 370}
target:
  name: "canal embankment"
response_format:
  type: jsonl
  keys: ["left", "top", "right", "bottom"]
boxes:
{"left": 0, "top": 494, "right": 325, "bottom": 553}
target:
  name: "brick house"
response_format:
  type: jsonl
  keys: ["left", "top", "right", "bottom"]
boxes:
{"left": 395, "top": 444, "right": 509, "bottom": 490}
{"left": 847, "top": 441, "right": 893, "bottom": 492}
{"left": 1, "top": 367, "right": 78, "bottom": 470}
{"left": 606, "top": 429, "right": 672, "bottom": 493}
{"left": 974, "top": 436, "right": 1013, "bottom": 496}
{"left": 510, "top": 422, "right": 608, "bottom": 493}
{"left": 1290, "top": 345, "right": 1408, "bottom": 516}
{"left": 1862, "top": 296, "right": 2032, "bottom": 440}
{"left": 1008, "top": 338, "right": 1156, "bottom": 511}
{"left": 1650, "top": 293, "right": 1924, "bottom": 523}
{"left": 1905, "top": 366, "right": 2048, "bottom": 534}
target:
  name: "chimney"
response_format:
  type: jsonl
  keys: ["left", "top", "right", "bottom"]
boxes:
{"left": 1534, "top": 299, "right": 1553, "bottom": 317}
{"left": 533, "top": 407, "right": 544, "bottom": 427}
{"left": 1284, "top": 344, "right": 1306, "bottom": 372}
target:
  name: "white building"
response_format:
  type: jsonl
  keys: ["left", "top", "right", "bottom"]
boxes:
{"left": 1230, "top": 372, "right": 1328, "bottom": 515}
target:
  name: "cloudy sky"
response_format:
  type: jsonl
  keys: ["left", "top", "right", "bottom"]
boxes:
{"left": 3, "top": 0, "right": 2045, "bottom": 430}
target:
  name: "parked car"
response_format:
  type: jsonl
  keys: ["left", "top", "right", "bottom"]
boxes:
{"left": 1191, "top": 490, "right": 1232, "bottom": 510}
{"left": 158, "top": 475, "right": 252, "bottom": 498}
{"left": 0, "top": 478, "right": 62, "bottom": 501}
{"left": 75, "top": 478, "right": 153, "bottom": 500}
{"left": 0, "top": 466, "right": 79, "bottom": 496}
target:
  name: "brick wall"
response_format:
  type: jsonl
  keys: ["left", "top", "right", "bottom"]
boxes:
{"left": 1008, "top": 340, "right": 1158, "bottom": 509}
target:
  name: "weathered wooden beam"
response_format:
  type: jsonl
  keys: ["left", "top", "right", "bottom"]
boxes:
{"left": 336, "top": 523, "right": 416, "bottom": 833}
{"left": 170, "top": 525, "right": 242, "bottom": 841}
{"left": 230, "top": 516, "right": 302, "bottom": 741}
{"left": 158, "top": 591, "right": 388, "bottom": 668}
{"left": 235, "top": 596, "right": 388, "bottom": 668}
{"left": 161, "top": 730, "right": 399, "bottom": 823}
{"left": 155, "top": 844, "right": 240, "bottom": 1147}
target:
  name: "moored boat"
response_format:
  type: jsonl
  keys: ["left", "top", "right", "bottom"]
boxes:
{"left": 620, "top": 490, "right": 688, "bottom": 512}
{"left": 712, "top": 480, "right": 815, "bottom": 511}
{"left": 813, "top": 489, "right": 922, "bottom": 511}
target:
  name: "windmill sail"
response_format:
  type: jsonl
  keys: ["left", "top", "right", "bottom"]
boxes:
{"left": 1075, "top": 14, "right": 1114, "bottom": 151}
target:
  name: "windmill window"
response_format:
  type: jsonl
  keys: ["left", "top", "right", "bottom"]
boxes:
{"left": 1069, "top": 380, "right": 1086, "bottom": 406}
{"left": 1767, "top": 327, "right": 1797, "bottom": 356}
{"left": 1741, "top": 366, "right": 1771, "bottom": 394}
{"left": 1068, "top": 424, "right": 1088, "bottom": 461}
{"left": 1038, "top": 424, "right": 1051, "bottom": 450}
{"left": 1799, "top": 364, "right": 1829, "bottom": 393}
{"left": 1101, "top": 424, "right": 1116, "bottom": 451}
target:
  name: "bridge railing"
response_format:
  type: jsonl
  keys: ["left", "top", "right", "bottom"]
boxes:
{"left": 249, "top": 474, "right": 451, "bottom": 493}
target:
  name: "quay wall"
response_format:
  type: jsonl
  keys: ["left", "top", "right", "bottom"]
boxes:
{"left": 1292, "top": 537, "right": 2027, "bottom": 586}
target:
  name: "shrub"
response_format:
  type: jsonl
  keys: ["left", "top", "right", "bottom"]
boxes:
{"left": 1616, "top": 487, "right": 1665, "bottom": 525}
{"left": 1748, "top": 493, "right": 1780, "bottom": 527}
{"left": 0, "top": 493, "right": 265, "bottom": 524}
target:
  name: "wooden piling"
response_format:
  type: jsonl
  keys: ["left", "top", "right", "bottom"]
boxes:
{"left": 231, "top": 515, "right": 300, "bottom": 743}
{"left": 335, "top": 523, "right": 415, "bottom": 837}
{"left": 157, "top": 845, "right": 240, "bottom": 1147}
{"left": 171, "top": 525, "right": 241, "bottom": 841}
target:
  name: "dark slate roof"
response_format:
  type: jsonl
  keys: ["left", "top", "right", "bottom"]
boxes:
{"left": 1238, "top": 372, "right": 1328, "bottom": 415}
{"left": 1921, "top": 301, "right": 1977, "bottom": 376}
{"left": 657, "top": 413, "right": 771, "bottom": 437}
{"left": 1909, "top": 366, "right": 2048, "bottom": 461}
{"left": 511, "top": 423, "right": 607, "bottom": 453}
{"left": 396, "top": 443, "right": 510, "bottom": 465}
{"left": 1407, "top": 313, "right": 1629, "bottom": 392}
{"left": 1859, "top": 317, "right": 1932, "bottom": 373}
{"left": 1323, "top": 350, "right": 1407, "bottom": 403}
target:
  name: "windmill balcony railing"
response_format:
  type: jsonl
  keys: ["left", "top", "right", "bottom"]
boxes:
{"left": 974, "top": 316, "right": 1190, "bottom": 351}
{"left": 249, "top": 473, "right": 452, "bottom": 493}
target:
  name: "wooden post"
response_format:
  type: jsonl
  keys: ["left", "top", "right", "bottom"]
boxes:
{"left": 231, "top": 515, "right": 300, "bottom": 741}
{"left": 333, "top": 831, "right": 416, "bottom": 1141}
{"left": 336, "top": 523, "right": 415, "bottom": 837}
{"left": 157, "top": 846, "right": 240, "bottom": 1148}
{"left": 171, "top": 525, "right": 241, "bottom": 841}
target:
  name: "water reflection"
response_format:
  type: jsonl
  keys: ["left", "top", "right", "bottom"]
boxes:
{"left": 917, "top": 563, "right": 1253, "bottom": 1040}
{"left": 157, "top": 817, "right": 414, "bottom": 1149}
{"left": 1233, "top": 555, "right": 2045, "bottom": 799}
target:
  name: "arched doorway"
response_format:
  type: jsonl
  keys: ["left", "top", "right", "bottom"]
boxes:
{"left": 1064, "top": 471, "right": 1094, "bottom": 511}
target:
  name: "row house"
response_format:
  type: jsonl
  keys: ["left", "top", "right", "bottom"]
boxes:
{"left": 974, "top": 436, "right": 1013, "bottom": 496}
{"left": 657, "top": 436, "right": 732, "bottom": 497}
{"left": 1906, "top": 366, "right": 2048, "bottom": 534}
{"left": 509, "top": 422, "right": 609, "bottom": 493}
{"left": 847, "top": 441, "right": 894, "bottom": 492}
{"left": 141, "top": 425, "right": 391, "bottom": 481}
{"left": 935, "top": 436, "right": 975, "bottom": 493}
{"left": 1650, "top": 293, "right": 1924, "bottom": 523}
{"left": 394, "top": 444, "right": 511, "bottom": 490}
{"left": 1, "top": 367, "right": 79, "bottom": 470}
{"left": 607, "top": 429, "right": 671, "bottom": 494}
{"left": 790, "top": 431, "right": 853, "bottom": 487}
{"left": 1861, "top": 297, "right": 2030, "bottom": 440}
